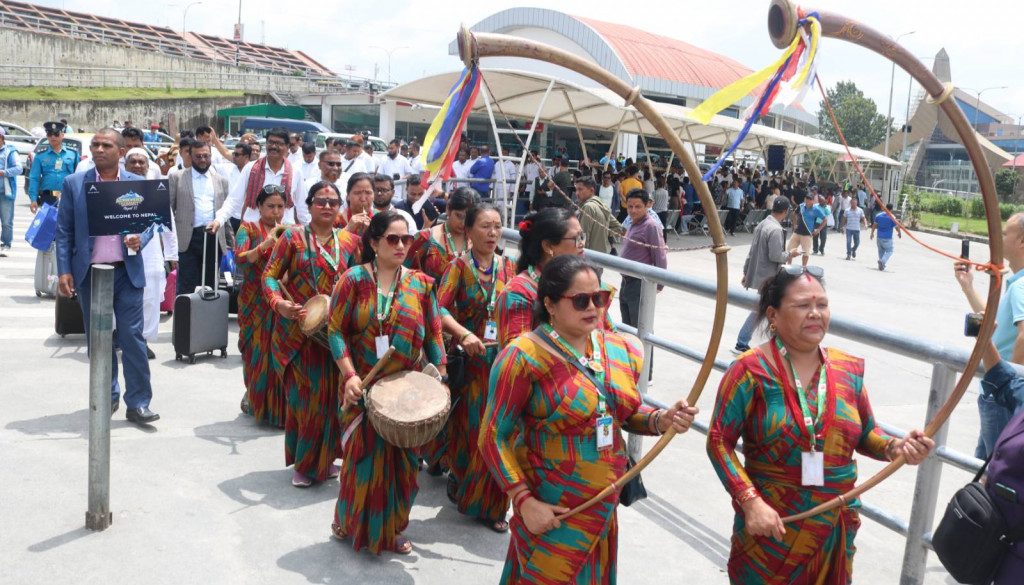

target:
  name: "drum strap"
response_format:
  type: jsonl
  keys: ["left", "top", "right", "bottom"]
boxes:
{"left": 341, "top": 413, "right": 364, "bottom": 451}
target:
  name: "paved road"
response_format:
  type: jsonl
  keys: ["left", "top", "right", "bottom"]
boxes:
{"left": 0, "top": 196, "right": 973, "bottom": 584}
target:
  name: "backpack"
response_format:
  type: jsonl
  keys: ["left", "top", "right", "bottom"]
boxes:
{"left": 933, "top": 456, "right": 1024, "bottom": 584}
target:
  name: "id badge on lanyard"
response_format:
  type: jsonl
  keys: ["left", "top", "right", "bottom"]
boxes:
{"left": 801, "top": 451, "right": 824, "bottom": 486}
{"left": 483, "top": 319, "right": 497, "bottom": 342}
{"left": 54, "top": 157, "right": 63, "bottom": 171}
{"left": 375, "top": 335, "right": 389, "bottom": 359}
{"left": 595, "top": 399, "right": 613, "bottom": 450}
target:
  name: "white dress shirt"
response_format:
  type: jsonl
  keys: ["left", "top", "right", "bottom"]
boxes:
{"left": 378, "top": 154, "right": 414, "bottom": 201}
{"left": 192, "top": 167, "right": 216, "bottom": 227}
{"left": 299, "top": 159, "right": 320, "bottom": 183}
{"left": 287, "top": 149, "right": 304, "bottom": 169}
{"left": 451, "top": 159, "right": 473, "bottom": 179}
{"left": 216, "top": 159, "right": 310, "bottom": 225}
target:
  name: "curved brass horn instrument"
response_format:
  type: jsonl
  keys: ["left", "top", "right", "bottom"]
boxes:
{"left": 766, "top": 0, "right": 1002, "bottom": 523}
{"left": 456, "top": 25, "right": 731, "bottom": 521}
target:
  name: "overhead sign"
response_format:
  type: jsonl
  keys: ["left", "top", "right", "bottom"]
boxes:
{"left": 85, "top": 179, "right": 171, "bottom": 236}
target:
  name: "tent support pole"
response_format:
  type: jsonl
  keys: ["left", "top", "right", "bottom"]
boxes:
{"left": 508, "top": 79, "right": 555, "bottom": 227}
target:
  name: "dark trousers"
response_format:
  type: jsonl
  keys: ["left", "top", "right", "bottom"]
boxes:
{"left": 813, "top": 228, "right": 828, "bottom": 254}
{"left": 178, "top": 227, "right": 220, "bottom": 296}
{"left": 725, "top": 207, "right": 740, "bottom": 235}
{"left": 619, "top": 276, "right": 652, "bottom": 379}
{"left": 77, "top": 263, "right": 153, "bottom": 408}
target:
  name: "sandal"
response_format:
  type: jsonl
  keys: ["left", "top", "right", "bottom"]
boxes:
{"left": 486, "top": 519, "right": 510, "bottom": 533}
{"left": 327, "top": 464, "right": 340, "bottom": 479}
{"left": 330, "top": 523, "right": 347, "bottom": 541}
{"left": 240, "top": 396, "right": 253, "bottom": 416}
{"left": 393, "top": 535, "right": 413, "bottom": 555}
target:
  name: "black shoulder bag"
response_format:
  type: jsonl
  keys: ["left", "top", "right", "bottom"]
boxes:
{"left": 531, "top": 329, "right": 648, "bottom": 507}
{"left": 932, "top": 456, "right": 1024, "bottom": 585}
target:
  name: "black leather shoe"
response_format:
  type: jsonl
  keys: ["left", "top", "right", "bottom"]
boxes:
{"left": 111, "top": 400, "right": 119, "bottom": 415}
{"left": 126, "top": 407, "right": 160, "bottom": 424}
{"left": 146, "top": 345, "right": 155, "bottom": 360}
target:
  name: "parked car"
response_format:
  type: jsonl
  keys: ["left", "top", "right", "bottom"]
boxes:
{"left": 239, "top": 117, "right": 329, "bottom": 146}
{"left": 1, "top": 120, "right": 43, "bottom": 174}
{"left": 315, "top": 132, "right": 388, "bottom": 165}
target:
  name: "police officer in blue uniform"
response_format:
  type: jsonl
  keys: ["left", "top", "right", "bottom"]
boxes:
{"left": 29, "top": 121, "right": 80, "bottom": 212}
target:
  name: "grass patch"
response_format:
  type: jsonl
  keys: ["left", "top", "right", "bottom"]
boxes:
{"left": 918, "top": 212, "right": 989, "bottom": 236}
{"left": 0, "top": 87, "right": 244, "bottom": 101}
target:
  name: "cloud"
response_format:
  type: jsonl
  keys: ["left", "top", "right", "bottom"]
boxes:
{"left": 26, "top": 0, "right": 1024, "bottom": 120}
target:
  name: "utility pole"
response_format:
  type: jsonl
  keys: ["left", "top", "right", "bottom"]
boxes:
{"left": 883, "top": 31, "right": 914, "bottom": 202}
{"left": 234, "top": 0, "right": 242, "bottom": 66}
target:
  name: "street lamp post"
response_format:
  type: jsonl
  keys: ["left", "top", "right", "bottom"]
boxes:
{"left": 182, "top": 1, "right": 202, "bottom": 33}
{"left": 964, "top": 85, "right": 1008, "bottom": 130}
{"left": 883, "top": 31, "right": 914, "bottom": 203}
{"left": 369, "top": 46, "right": 409, "bottom": 84}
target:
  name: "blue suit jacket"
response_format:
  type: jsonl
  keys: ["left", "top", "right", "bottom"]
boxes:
{"left": 55, "top": 168, "right": 146, "bottom": 289}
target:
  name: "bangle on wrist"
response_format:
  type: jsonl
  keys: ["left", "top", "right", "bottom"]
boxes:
{"left": 343, "top": 371, "right": 357, "bottom": 382}
{"left": 512, "top": 490, "right": 532, "bottom": 509}
{"left": 459, "top": 331, "right": 472, "bottom": 343}
{"left": 736, "top": 487, "right": 760, "bottom": 506}
{"left": 885, "top": 438, "right": 899, "bottom": 461}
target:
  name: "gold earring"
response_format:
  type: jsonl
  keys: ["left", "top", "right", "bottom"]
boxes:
{"left": 769, "top": 323, "right": 777, "bottom": 333}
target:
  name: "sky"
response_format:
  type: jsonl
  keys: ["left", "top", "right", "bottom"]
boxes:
{"left": 33, "top": 0, "right": 1024, "bottom": 125}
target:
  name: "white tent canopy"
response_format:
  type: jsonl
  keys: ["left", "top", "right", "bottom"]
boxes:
{"left": 380, "top": 69, "right": 900, "bottom": 167}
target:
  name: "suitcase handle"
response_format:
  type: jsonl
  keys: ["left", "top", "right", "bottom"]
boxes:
{"left": 199, "top": 228, "right": 220, "bottom": 301}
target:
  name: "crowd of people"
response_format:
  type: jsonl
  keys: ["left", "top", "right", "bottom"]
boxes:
{"left": 26, "top": 120, "right": 1024, "bottom": 583}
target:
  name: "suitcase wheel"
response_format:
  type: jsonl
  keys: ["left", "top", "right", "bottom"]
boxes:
{"left": 220, "top": 348, "right": 227, "bottom": 358}
{"left": 36, "top": 291, "right": 43, "bottom": 298}
{"left": 189, "top": 355, "right": 196, "bottom": 364}
{"left": 60, "top": 333, "right": 66, "bottom": 338}
{"left": 175, "top": 354, "right": 181, "bottom": 361}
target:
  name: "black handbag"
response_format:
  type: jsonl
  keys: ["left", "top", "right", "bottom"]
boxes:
{"left": 618, "top": 455, "right": 647, "bottom": 507}
{"left": 446, "top": 345, "right": 467, "bottom": 392}
{"left": 932, "top": 457, "right": 1024, "bottom": 585}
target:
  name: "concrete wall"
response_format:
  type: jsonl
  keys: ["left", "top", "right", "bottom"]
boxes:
{"left": 0, "top": 28, "right": 250, "bottom": 75}
{"left": 0, "top": 94, "right": 264, "bottom": 134}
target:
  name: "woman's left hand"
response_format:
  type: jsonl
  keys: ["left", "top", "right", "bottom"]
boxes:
{"left": 895, "top": 430, "right": 935, "bottom": 465}
{"left": 658, "top": 400, "right": 699, "bottom": 434}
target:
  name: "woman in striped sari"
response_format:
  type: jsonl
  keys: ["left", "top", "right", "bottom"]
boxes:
{"left": 264, "top": 181, "right": 361, "bottom": 487}
{"left": 236, "top": 185, "right": 285, "bottom": 425}
{"left": 328, "top": 210, "right": 446, "bottom": 555}
{"left": 481, "top": 255, "right": 696, "bottom": 584}
{"left": 406, "top": 186, "right": 476, "bottom": 280}
{"left": 496, "top": 208, "right": 614, "bottom": 347}
{"left": 435, "top": 202, "right": 517, "bottom": 532}
{"left": 707, "top": 266, "right": 933, "bottom": 584}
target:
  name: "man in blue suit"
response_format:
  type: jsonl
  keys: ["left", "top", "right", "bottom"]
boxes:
{"left": 55, "top": 128, "right": 159, "bottom": 424}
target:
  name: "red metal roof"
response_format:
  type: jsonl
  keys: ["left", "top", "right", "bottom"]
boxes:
{"left": 1003, "top": 155, "right": 1024, "bottom": 167}
{"left": 576, "top": 16, "right": 754, "bottom": 89}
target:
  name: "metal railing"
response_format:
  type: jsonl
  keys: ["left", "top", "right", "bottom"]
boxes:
{"left": 0, "top": 65, "right": 395, "bottom": 95}
{"left": 501, "top": 228, "right": 991, "bottom": 585}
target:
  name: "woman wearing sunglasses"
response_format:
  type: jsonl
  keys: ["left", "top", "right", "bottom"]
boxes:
{"left": 327, "top": 210, "right": 446, "bottom": 555}
{"left": 434, "top": 202, "right": 517, "bottom": 532}
{"left": 706, "top": 266, "right": 934, "bottom": 584}
{"left": 495, "top": 208, "right": 615, "bottom": 347}
{"left": 405, "top": 186, "right": 476, "bottom": 280}
{"left": 236, "top": 185, "right": 286, "bottom": 426}
{"left": 481, "top": 254, "right": 697, "bottom": 583}
{"left": 264, "top": 181, "right": 362, "bottom": 488}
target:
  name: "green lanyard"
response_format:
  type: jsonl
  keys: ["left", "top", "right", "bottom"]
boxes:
{"left": 542, "top": 323, "right": 607, "bottom": 413}
{"left": 444, "top": 223, "right": 465, "bottom": 259}
{"left": 528, "top": 265, "right": 539, "bottom": 283}
{"left": 306, "top": 226, "right": 339, "bottom": 288}
{"left": 373, "top": 262, "right": 401, "bottom": 324}
{"left": 774, "top": 336, "right": 827, "bottom": 451}
{"left": 470, "top": 253, "right": 500, "bottom": 316}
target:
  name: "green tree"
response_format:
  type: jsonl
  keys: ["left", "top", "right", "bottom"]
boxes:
{"left": 817, "top": 81, "right": 893, "bottom": 149}
{"left": 996, "top": 168, "right": 1020, "bottom": 200}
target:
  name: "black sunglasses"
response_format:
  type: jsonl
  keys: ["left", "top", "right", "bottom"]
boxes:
{"left": 561, "top": 290, "right": 612, "bottom": 311}
{"left": 324, "top": 162, "right": 343, "bottom": 168}
{"left": 312, "top": 197, "right": 340, "bottom": 208}
{"left": 380, "top": 234, "right": 414, "bottom": 247}
{"left": 780, "top": 265, "right": 824, "bottom": 278}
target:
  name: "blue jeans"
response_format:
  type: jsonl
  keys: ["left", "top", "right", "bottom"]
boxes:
{"left": 0, "top": 196, "right": 13, "bottom": 248}
{"left": 975, "top": 390, "right": 1014, "bottom": 459}
{"left": 846, "top": 229, "right": 860, "bottom": 257}
{"left": 737, "top": 309, "right": 758, "bottom": 348}
{"left": 877, "top": 237, "right": 894, "bottom": 266}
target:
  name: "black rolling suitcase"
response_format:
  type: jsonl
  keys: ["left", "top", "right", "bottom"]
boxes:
{"left": 172, "top": 233, "right": 229, "bottom": 364}
{"left": 55, "top": 294, "right": 85, "bottom": 337}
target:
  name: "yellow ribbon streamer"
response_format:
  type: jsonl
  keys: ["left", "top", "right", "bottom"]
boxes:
{"left": 687, "top": 33, "right": 801, "bottom": 125}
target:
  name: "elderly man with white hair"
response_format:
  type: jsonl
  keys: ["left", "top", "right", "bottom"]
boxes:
{"left": 125, "top": 147, "right": 178, "bottom": 358}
